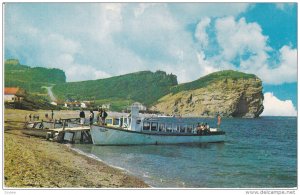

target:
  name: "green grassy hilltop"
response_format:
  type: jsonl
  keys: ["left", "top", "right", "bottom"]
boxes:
{"left": 171, "top": 70, "right": 258, "bottom": 94}
{"left": 4, "top": 59, "right": 263, "bottom": 116}
{"left": 52, "top": 70, "right": 178, "bottom": 108}
{"left": 5, "top": 59, "right": 66, "bottom": 94}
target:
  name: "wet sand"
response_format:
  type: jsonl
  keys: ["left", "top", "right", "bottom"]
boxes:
{"left": 4, "top": 109, "right": 149, "bottom": 188}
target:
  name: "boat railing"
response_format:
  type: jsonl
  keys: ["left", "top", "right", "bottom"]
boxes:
{"left": 25, "top": 118, "right": 82, "bottom": 130}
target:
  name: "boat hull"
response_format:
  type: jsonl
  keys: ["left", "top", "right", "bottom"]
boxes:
{"left": 90, "top": 125, "right": 225, "bottom": 145}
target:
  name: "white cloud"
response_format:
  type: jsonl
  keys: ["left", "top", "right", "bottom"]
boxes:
{"left": 65, "top": 65, "right": 111, "bottom": 82}
{"left": 4, "top": 3, "right": 252, "bottom": 84}
{"left": 215, "top": 17, "right": 270, "bottom": 63}
{"left": 275, "top": 3, "right": 295, "bottom": 11}
{"left": 261, "top": 92, "right": 297, "bottom": 116}
{"left": 4, "top": 3, "right": 297, "bottom": 85}
{"left": 168, "top": 3, "right": 250, "bottom": 23}
{"left": 196, "top": 51, "right": 220, "bottom": 75}
{"left": 258, "top": 45, "right": 297, "bottom": 84}
{"left": 211, "top": 16, "right": 297, "bottom": 85}
{"left": 195, "top": 17, "right": 211, "bottom": 49}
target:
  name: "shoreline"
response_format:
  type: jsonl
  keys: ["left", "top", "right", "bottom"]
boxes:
{"left": 4, "top": 109, "right": 149, "bottom": 188}
{"left": 67, "top": 145, "right": 154, "bottom": 188}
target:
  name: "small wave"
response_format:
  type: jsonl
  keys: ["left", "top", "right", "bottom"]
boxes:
{"left": 67, "top": 145, "right": 133, "bottom": 173}
{"left": 67, "top": 145, "right": 156, "bottom": 187}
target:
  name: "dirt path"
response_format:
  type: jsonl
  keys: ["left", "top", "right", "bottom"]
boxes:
{"left": 43, "top": 86, "right": 57, "bottom": 102}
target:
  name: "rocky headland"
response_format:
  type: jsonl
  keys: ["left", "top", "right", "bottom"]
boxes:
{"left": 152, "top": 70, "right": 264, "bottom": 118}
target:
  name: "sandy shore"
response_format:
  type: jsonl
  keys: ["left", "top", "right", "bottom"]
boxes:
{"left": 4, "top": 109, "right": 149, "bottom": 188}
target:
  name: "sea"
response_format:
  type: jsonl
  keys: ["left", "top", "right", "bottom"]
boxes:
{"left": 71, "top": 116, "right": 297, "bottom": 188}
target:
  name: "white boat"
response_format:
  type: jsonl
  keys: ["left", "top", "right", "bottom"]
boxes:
{"left": 90, "top": 105, "right": 225, "bottom": 145}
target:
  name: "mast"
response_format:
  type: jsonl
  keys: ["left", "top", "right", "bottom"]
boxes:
{"left": 130, "top": 103, "right": 140, "bottom": 131}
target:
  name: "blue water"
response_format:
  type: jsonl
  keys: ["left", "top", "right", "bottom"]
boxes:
{"left": 71, "top": 117, "right": 297, "bottom": 188}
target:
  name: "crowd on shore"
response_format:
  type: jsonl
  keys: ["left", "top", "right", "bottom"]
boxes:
{"left": 80, "top": 108, "right": 108, "bottom": 126}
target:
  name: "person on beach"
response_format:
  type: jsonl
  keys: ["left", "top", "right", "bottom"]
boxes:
{"left": 29, "top": 113, "right": 32, "bottom": 121}
{"left": 79, "top": 109, "right": 85, "bottom": 127}
{"left": 101, "top": 109, "right": 108, "bottom": 125}
{"left": 89, "top": 110, "right": 94, "bottom": 125}
{"left": 51, "top": 110, "right": 54, "bottom": 120}
{"left": 39, "top": 120, "right": 44, "bottom": 129}
{"left": 96, "top": 108, "right": 103, "bottom": 125}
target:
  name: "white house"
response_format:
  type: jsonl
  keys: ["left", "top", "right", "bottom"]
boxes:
{"left": 81, "top": 102, "right": 87, "bottom": 108}
{"left": 4, "top": 87, "right": 25, "bottom": 102}
{"left": 51, "top": 102, "right": 58, "bottom": 106}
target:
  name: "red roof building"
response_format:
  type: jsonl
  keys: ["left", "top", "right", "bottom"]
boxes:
{"left": 5, "top": 87, "right": 20, "bottom": 95}
{"left": 4, "top": 87, "right": 25, "bottom": 102}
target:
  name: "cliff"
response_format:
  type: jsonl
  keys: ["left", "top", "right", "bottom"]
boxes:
{"left": 53, "top": 70, "right": 177, "bottom": 106}
{"left": 5, "top": 59, "right": 66, "bottom": 93}
{"left": 152, "top": 70, "right": 264, "bottom": 118}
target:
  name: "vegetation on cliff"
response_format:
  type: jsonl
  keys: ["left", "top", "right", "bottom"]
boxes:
{"left": 153, "top": 70, "right": 264, "bottom": 118}
{"left": 4, "top": 59, "right": 264, "bottom": 116}
{"left": 4, "top": 59, "right": 66, "bottom": 110}
{"left": 171, "top": 70, "right": 258, "bottom": 94}
{"left": 52, "top": 70, "right": 178, "bottom": 106}
{"left": 5, "top": 59, "right": 66, "bottom": 94}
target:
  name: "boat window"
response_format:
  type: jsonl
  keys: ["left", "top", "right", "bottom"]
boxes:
{"left": 106, "top": 118, "right": 113, "bottom": 125}
{"left": 120, "top": 118, "right": 123, "bottom": 127}
{"left": 159, "top": 123, "right": 165, "bottom": 131}
{"left": 187, "top": 125, "right": 193, "bottom": 133}
{"left": 166, "top": 123, "right": 172, "bottom": 132}
{"left": 113, "top": 118, "right": 120, "bottom": 126}
{"left": 151, "top": 122, "right": 158, "bottom": 131}
{"left": 174, "top": 125, "right": 180, "bottom": 132}
{"left": 143, "top": 122, "right": 150, "bottom": 130}
{"left": 180, "top": 125, "right": 186, "bottom": 133}
{"left": 124, "top": 118, "right": 128, "bottom": 124}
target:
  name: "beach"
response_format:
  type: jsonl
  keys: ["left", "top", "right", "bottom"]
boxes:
{"left": 3, "top": 109, "right": 149, "bottom": 188}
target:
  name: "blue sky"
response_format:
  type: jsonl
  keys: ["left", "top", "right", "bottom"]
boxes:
{"left": 4, "top": 3, "right": 298, "bottom": 116}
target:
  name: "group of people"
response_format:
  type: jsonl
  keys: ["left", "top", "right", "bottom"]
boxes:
{"left": 25, "top": 113, "right": 40, "bottom": 121}
{"left": 79, "top": 108, "right": 108, "bottom": 126}
{"left": 25, "top": 110, "right": 55, "bottom": 122}
{"left": 196, "top": 123, "right": 210, "bottom": 134}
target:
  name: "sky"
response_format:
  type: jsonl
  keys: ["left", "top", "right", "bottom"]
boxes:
{"left": 4, "top": 2, "right": 298, "bottom": 116}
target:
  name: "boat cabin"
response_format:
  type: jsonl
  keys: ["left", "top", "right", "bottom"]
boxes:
{"left": 103, "top": 115, "right": 212, "bottom": 134}
{"left": 141, "top": 120, "right": 197, "bottom": 134}
{"left": 105, "top": 116, "right": 131, "bottom": 129}
{"left": 100, "top": 105, "right": 215, "bottom": 134}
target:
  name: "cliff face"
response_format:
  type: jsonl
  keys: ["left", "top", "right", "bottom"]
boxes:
{"left": 152, "top": 77, "right": 264, "bottom": 118}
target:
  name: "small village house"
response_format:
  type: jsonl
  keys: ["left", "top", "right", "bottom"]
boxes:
{"left": 64, "top": 102, "right": 80, "bottom": 108}
{"left": 64, "top": 100, "right": 91, "bottom": 109}
{"left": 80, "top": 102, "right": 87, "bottom": 108}
{"left": 51, "top": 100, "right": 64, "bottom": 107}
{"left": 4, "top": 87, "right": 25, "bottom": 102}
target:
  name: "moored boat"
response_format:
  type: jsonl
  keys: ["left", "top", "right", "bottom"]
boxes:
{"left": 90, "top": 105, "right": 225, "bottom": 145}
